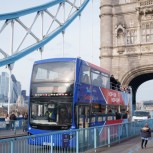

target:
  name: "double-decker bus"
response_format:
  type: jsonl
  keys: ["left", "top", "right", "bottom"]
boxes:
{"left": 28, "top": 57, "right": 132, "bottom": 146}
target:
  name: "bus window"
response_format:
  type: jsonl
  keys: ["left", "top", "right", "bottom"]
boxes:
{"left": 30, "top": 101, "right": 72, "bottom": 127}
{"left": 97, "top": 75, "right": 103, "bottom": 87}
{"left": 101, "top": 72, "right": 110, "bottom": 88}
{"left": 32, "top": 62, "right": 75, "bottom": 82}
{"left": 107, "top": 105, "right": 115, "bottom": 120}
{"left": 83, "top": 74, "right": 89, "bottom": 84}
{"left": 120, "top": 106, "right": 128, "bottom": 119}
{"left": 92, "top": 104, "right": 101, "bottom": 114}
{"left": 91, "top": 70, "right": 100, "bottom": 86}
{"left": 80, "top": 65, "right": 90, "bottom": 84}
{"left": 101, "top": 105, "right": 106, "bottom": 114}
{"left": 107, "top": 105, "right": 119, "bottom": 120}
{"left": 107, "top": 105, "right": 119, "bottom": 114}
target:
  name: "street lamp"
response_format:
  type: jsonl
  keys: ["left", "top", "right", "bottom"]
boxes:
{"left": 7, "top": 64, "right": 14, "bottom": 114}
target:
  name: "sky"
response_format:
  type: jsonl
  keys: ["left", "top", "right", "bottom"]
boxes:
{"left": 0, "top": 0, "right": 152, "bottom": 102}
{"left": 0, "top": 0, "right": 100, "bottom": 94}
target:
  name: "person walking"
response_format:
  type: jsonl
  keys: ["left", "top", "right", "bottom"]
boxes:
{"left": 9, "top": 112, "right": 16, "bottom": 130}
{"left": 22, "top": 112, "right": 28, "bottom": 132}
{"left": 5, "top": 113, "right": 10, "bottom": 130}
{"left": 140, "top": 123, "right": 152, "bottom": 149}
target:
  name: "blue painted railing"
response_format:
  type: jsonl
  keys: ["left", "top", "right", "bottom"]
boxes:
{"left": 0, "top": 119, "right": 153, "bottom": 153}
{"left": 0, "top": 118, "right": 25, "bottom": 129}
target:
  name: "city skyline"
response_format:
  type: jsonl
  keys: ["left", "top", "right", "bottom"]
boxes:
{"left": 0, "top": 71, "right": 27, "bottom": 104}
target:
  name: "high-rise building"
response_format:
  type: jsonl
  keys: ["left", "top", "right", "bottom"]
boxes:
{"left": 11, "top": 74, "right": 21, "bottom": 103}
{"left": 0, "top": 72, "right": 9, "bottom": 102}
{"left": 21, "top": 90, "right": 26, "bottom": 100}
{"left": 0, "top": 71, "right": 22, "bottom": 106}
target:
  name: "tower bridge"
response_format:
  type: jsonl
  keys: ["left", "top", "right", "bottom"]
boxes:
{"left": 1, "top": 1, "right": 153, "bottom": 153}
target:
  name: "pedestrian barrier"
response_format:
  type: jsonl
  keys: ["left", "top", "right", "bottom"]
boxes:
{"left": 0, "top": 119, "right": 153, "bottom": 153}
{"left": 0, "top": 119, "right": 25, "bottom": 129}
{"left": 0, "top": 120, "right": 28, "bottom": 138}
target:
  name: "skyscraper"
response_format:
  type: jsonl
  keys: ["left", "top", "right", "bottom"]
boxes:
{"left": 11, "top": 74, "right": 21, "bottom": 103}
{"left": 0, "top": 72, "right": 9, "bottom": 102}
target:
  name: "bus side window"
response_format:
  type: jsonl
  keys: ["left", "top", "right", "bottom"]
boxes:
{"left": 97, "top": 75, "right": 102, "bottom": 86}
{"left": 83, "top": 74, "right": 89, "bottom": 84}
{"left": 93, "top": 79, "right": 98, "bottom": 86}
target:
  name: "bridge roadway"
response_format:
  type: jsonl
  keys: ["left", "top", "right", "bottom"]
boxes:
{"left": 1, "top": 130, "right": 153, "bottom": 153}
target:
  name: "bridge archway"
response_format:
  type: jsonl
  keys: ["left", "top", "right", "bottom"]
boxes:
{"left": 121, "top": 65, "right": 153, "bottom": 106}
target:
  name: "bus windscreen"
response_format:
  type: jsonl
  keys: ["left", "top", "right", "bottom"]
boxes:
{"left": 32, "top": 61, "right": 75, "bottom": 82}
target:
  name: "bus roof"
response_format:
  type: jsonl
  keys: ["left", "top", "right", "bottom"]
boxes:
{"left": 34, "top": 57, "right": 77, "bottom": 64}
{"left": 34, "top": 57, "right": 110, "bottom": 74}
{"left": 87, "top": 62, "right": 110, "bottom": 74}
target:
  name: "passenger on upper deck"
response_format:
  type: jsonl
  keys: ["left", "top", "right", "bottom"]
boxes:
{"left": 97, "top": 75, "right": 103, "bottom": 87}
{"left": 116, "top": 79, "right": 121, "bottom": 91}
{"left": 110, "top": 75, "right": 117, "bottom": 90}
{"left": 92, "top": 74, "right": 104, "bottom": 87}
{"left": 83, "top": 74, "right": 89, "bottom": 84}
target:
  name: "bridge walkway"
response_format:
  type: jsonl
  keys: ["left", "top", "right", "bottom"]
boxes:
{"left": 0, "top": 129, "right": 28, "bottom": 139}
{"left": 87, "top": 136, "right": 153, "bottom": 153}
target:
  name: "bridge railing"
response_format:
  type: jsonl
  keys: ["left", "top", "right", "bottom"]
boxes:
{"left": 0, "top": 119, "right": 153, "bottom": 153}
{"left": 0, "top": 119, "right": 27, "bottom": 138}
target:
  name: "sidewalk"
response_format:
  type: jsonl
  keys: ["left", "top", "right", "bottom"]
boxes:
{"left": 0, "top": 129, "right": 28, "bottom": 139}
{"left": 90, "top": 136, "right": 153, "bottom": 153}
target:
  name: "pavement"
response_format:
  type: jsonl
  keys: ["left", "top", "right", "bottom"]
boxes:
{"left": 87, "top": 136, "right": 153, "bottom": 153}
{"left": 0, "top": 129, "right": 28, "bottom": 139}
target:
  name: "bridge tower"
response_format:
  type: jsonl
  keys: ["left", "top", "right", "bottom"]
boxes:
{"left": 99, "top": 0, "right": 113, "bottom": 73}
{"left": 100, "top": 0, "right": 153, "bottom": 105}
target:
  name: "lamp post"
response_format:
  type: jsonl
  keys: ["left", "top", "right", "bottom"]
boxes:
{"left": 7, "top": 64, "right": 14, "bottom": 114}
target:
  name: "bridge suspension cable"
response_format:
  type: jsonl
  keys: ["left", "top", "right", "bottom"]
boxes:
{"left": 0, "top": 0, "right": 90, "bottom": 67}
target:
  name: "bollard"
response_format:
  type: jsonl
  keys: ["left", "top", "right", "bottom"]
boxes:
{"left": 76, "top": 130, "right": 79, "bottom": 153}
{"left": 107, "top": 126, "right": 110, "bottom": 147}
{"left": 50, "top": 135, "right": 53, "bottom": 153}
{"left": 11, "top": 139, "right": 14, "bottom": 153}
{"left": 94, "top": 127, "right": 97, "bottom": 152}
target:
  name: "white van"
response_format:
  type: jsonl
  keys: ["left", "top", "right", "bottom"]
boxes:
{"left": 132, "top": 110, "right": 150, "bottom": 122}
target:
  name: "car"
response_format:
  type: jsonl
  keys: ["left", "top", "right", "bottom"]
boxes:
{"left": 132, "top": 110, "right": 150, "bottom": 122}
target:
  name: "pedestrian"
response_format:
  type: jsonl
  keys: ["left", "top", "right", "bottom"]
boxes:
{"left": 115, "top": 111, "right": 121, "bottom": 119}
{"left": 140, "top": 123, "right": 152, "bottom": 149}
{"left": 22, "top": 112, "right": 28, "bottom": 132}
{"left": 9, "top": 112, "right": 16, "bottom": 130}
{"left": 5, "top": 113, "right": 10, "bottom": 130}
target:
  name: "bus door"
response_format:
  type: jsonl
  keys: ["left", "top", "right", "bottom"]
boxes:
{"left": 76, "top": 105, "right": 91, "bottom": 148}
{"left": 77, "top": 105, "right": 90, "bottom": 129}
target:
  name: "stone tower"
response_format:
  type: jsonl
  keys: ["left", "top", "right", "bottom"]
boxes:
{"left": 100, "top": 0, "right": 113, "bottom": 72}
{"left": 100, "top": 0, "right": 153, "bottom": 103}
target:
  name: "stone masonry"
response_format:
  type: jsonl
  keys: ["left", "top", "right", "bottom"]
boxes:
{"left": 100, "top": 0, "right": 153, "bottom": 86}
